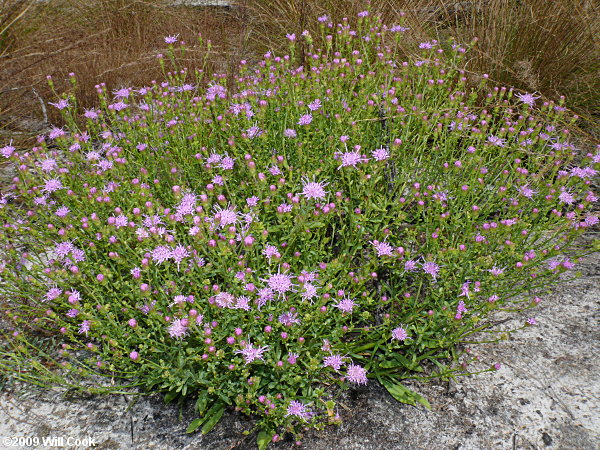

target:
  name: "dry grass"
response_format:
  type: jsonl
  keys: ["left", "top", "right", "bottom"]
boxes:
{"left": 1, "top": 0, "right": 599, "bottom": 143}
{"left": 0, "top": 0, "right": 246, "bottom": 140}
{"left": 427, "top": 0, "right": 600, "bottom": 116}
{"left": 241, "top": 0, "right": 600, "bottom": 116}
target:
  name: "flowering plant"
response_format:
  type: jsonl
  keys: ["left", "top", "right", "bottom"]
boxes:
{"left": 1, "top": 7, "right": 597, "bottom": 447}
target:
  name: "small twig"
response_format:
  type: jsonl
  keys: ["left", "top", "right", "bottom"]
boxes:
{"left": 31, "top": 88, "right": 47, "bottom": 125}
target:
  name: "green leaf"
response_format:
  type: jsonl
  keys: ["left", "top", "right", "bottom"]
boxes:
{"left": 163, "top": 390, "right": 178, "bottom": 404}
{"left": 201, "top": 402, "right": 225, "bottom": 434}
{"left": 380, "top": 378, "right": 431, "bottom": 410}
{"left": 186, "top": 418, "right": 204, "bottom": 434}
{"left": 257, "top": 430, "right": 274, "bottom": 450}
{"left": 195, "top": 391, "right": 209, "bottom": 415}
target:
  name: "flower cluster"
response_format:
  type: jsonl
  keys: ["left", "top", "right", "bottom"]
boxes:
{"left": 0, "top": 7, "right": 597, "bottom": 447}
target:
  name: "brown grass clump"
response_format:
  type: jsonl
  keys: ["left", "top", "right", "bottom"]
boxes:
{"left": 241, "top": 0, "right": 600, "bottom": 116}
{"left": 0, "top": 0, "right": 245, "bottom": 139}
{"left": 430, "top": 0, "right": 600, "bottom": 116}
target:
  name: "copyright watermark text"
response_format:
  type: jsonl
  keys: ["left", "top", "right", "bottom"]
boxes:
{"left": 2, "top": 436, "right": 97, "bottom": 447}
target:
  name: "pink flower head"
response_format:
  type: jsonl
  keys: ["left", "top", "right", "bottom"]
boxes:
{"left": 256, "top": 287, "right": 274, "bottom": 309}
{"left": 206, "top": 84, "right": 227, "bottom": 101}
{"left": 0, "top": 142, "right": 15, "bottom": 158}
{"left": 83, "top": 108, "right": 100, "bottom": 119}
{"left": 301, "top": 178, "right": 328, "bottom": 200}
{"left": 151, "top": 245, "right": 172, "bottom": 264}
{"left": 308, "top": 99, "right": 322, "bottom": 111}
{"left": 168, "top": 319, "right": 188, "bottom": 339}
{"left": 334, "top": 297, "right": 357, "bottom": 314}
{"left": 487, "top": 135, "right": 506, "bottom": 147}
{"left": 518, "top": 185, "right": 536, "bottom": 198}
{"left": 42, "top": 178, "right": 64, "bottom": 193}
{"left": 346, "top": 363, "right": 368, "bottom": 385}
{"left": 263, "top": 270, "right": 296, "bottom": 298}
{"left": 488, "top": 266, "right": 504, "bottom": 276}
{"left": 213, "top": 204, "right": 239, "bottom": 228}
{"left": 55, "top": 241, "right": 74, "bottom": 259}
{"left": 78, "top": 320, "right": 91, "bottom": 336}
{"left": 370, "top": 240, "right": 394, "bottom": 257}
{"left": 300, "top": 283, "right": 319, "bottom": 302}
{"left": 404, "top": 259, "right": 419, "bottom": 272}
{"left": 297, "top": 114, "right": 313, "bottom": 126}
{"left": 112, "top": 87, "right": 131, "bottom": 99}
{"left": 171, "top": 244, "right": 189, "bottom": 268}
{"left": 391, "top": 326, "right": 409, "bottom": 342}
{"left": 235, "top": 341, "right": 269, "bottom": 365}
{"left": 164, "top": 34, "right": 179, "bottom": 44}
{"left": 44, "top": 286, "right": 62, "bottom": 302}
{"left": 515, "top": 92, "right": 540, "bottom": 107}
{"left": 371, "top": 147, "right": 390, "bottom": 161}
{"left": 234, "top": 295, "right": 252, "bottom": 311}
{"left": 49, "top": 99, "right": 69, "bottom": 110}
{"left": 286, "top": 400, "right": 311, "bottom": 420}
{"left": 278, "top": 311, "right": 301, "bottom": 326}
{"left": 422, "top": 261, "right": 440, "bottom": 280}
{"left": 558, "top": 188, "right": 575, "bottom": 205}
{"left": 246, "top": 196, "right": 260, "bottom": 207}
{"left": 283, "top": 128, "right": 297, "bottom": 138}
{"left": 323, "top": 354, "right": 346, "bottom": 371}
{"left": 215, "top": 292, "right": 236, "bottom": 308}
{"left": 337, "top": 151, "right": 368, "bottom": 170}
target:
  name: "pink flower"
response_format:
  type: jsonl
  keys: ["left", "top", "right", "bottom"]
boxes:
{"left": 297, "top": 114, "right": 313, "bottom": 126}
{"left": 283, "top": 128, "right": 297, "bottom": 138}
{"left": 286, "top": 400, "right": 311, "bottom": 420}
{"left": 213, "top": 205, "right": 239, "bottom": 228}
{"left": 263, "top": 271, "right": 296, "bottom": 298}
{"left": 371, "top": 147, "right": 390, "bottom": 161}
{"left": 301, "top": 178, "right": 328, "bottom": 200}
{"left": 42, "top": 178, "right": 64, "bottom": 193}
{"left": 168, "top": 319, "right": 188, "bottom": 339}
{"left": 422, "top": 261, "right": 440, "bottom": 280}
{"left": 278, "top": 311, "right": 301, "bottom": 326}
{"left": 488, "top": 266, "right": 504, "bottom": 276}
{"left": 346, "top": 364, "right": 368, "bottom": 384}
{"left": 391, "top": 326, "right": 409, "bottom": 342}
{"left": 235, "top": 342, "right": 269, "bottom": 365}
{"left": 78, "top": 320, "right": 91, "bottom": 336}
{"left": 49, "top": 99, "right": 70, "bottom": 110}
{"left": 337, "top": 151, "right": 368, "bottom": 170}
{"left": 334, "top": 297, "right": 357, "bottom": 313}
{"left": 44, "top": 287, "right": 62, "bottom": 302}
{"left": 151, "top": 245, "right": 172, "bottom": 264}
{"left": 164, "top": 34, "right": 179, "bottom": 44}
{"left": 215, "top": 292, "right": 236, "bottom": 308}
{"left": 0, "top": 143, "right": 15, "bottom": 158}
{"left": 558, "top": 188, "right": 575, "bottom": 205}
{"left": 262, "top": 244, "right": 280, "bottom": 260}
{"left": 515, "top": 92, "right": 539, "bottom": 107}
{"left": 323, "top": 354, "right": 345, "bottom": 371}
{"left": 308, "top": 99, "right": 322, "bottom": 111}
{"left": 370, "top": 240, "right": 394, "bottom": 257}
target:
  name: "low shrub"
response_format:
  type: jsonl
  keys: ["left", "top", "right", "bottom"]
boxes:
{"left": 1, "top": 7, "right": 598, "bottom": 447}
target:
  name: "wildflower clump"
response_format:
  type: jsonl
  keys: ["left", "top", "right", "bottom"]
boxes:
{"left": 0, "top": 8, "right": 598, "bottom": 447}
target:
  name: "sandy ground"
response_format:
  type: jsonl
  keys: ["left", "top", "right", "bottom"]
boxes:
{"left": 0, "top": 247, "right": 598, "bottom": 450}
